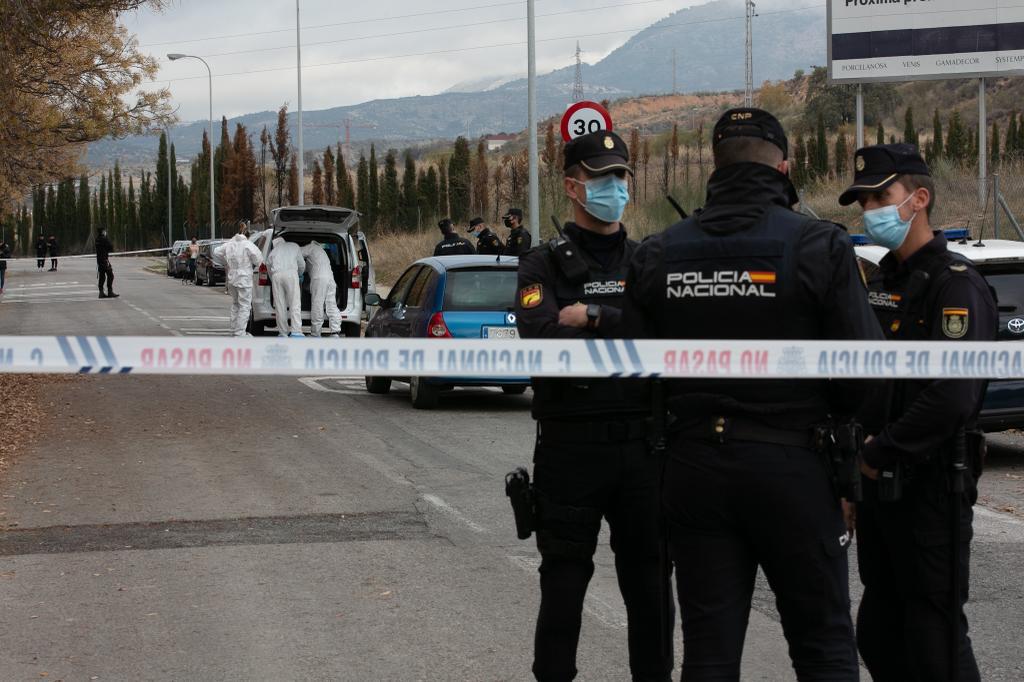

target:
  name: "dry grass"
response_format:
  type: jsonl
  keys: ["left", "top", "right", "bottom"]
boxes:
{"left": 370, "top": 229, "right": 443, "bottom": 285}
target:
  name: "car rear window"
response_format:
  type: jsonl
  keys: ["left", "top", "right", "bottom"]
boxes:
{"left": 442, "top": 268, "right": 518, "bottom": 311}
{"left": 979, "top": 264, "right": 1024, "bottom": 312}
{"left": 277, "top": 208, "right": 353, "bottom": 224}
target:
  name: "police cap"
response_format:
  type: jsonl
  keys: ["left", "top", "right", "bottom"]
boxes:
{"left": 563, "top": 131, "right": 633, "bottom": 176}
{"left": 503, "top": 207, "right": 523, "bottom": 220}
{"left": 712, "top": 108, "right": 788, "bottom": 159}
{"left": 839, "top": 143, "right": 931, "bottom": 206}
{"left": 468, "top": 217, "right": 485, "bottom": 230}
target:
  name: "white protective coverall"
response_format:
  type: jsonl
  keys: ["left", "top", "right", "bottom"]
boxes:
{"left": 214, "top": 234, "right": 263, "bottom": 336}
{"left": 267, "top": 237, "right": 306, "bottom": 336}
{"left": 300, "top": 241, "right": 342, "bottom": 336}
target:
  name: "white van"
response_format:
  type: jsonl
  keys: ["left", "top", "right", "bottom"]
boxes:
{"left": 247, "top": 206, "right": 375, "bottom": 337}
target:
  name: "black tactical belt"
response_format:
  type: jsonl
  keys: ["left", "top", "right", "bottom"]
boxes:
{"left": 538, "top": 418, "right": 648, "bottom": 443}
{"left": 673, "top": 416, "right": 816, "bottom": 449}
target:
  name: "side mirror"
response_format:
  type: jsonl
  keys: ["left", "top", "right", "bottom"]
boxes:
{"left": 364, "top": 292, "right": 382, "bottom": 306}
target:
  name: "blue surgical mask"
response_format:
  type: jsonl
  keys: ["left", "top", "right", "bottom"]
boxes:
{"left": 862, "top": 194, "right": 916, "bottom": 250}
{"left": 572, "top": 174, "right": 630, "bottom": 224}
{"left": 471, "top": 230, "right": 481, "bottom": 238}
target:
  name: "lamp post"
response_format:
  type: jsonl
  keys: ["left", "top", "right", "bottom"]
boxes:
{"left": 296, "top": 0, "right": 304, "bottom": 206}
{"left": 167, "top": 53, "right": 215, "bottom": 240}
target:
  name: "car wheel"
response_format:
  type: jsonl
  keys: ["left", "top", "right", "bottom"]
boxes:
{"left": 502, "top": 385, "right": 528, "bottom": 395}
{"left": 342, "top": 322, "right": 361, "bottom": 338}
{"left": 365, "top": 376, "right": 392, "bottom": 394}
{"left": 410, "top": 377, "right": 439, "bottom": 409}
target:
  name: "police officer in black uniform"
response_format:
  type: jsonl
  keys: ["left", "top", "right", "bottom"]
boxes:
{"left": 95, "top": 228, "right": 119, "bottom": 299}
{"left": 839, "top": 144, "right": 994, "bottom": 682}
{"left": 433, "top": 218, "right": 476, "bottom": 256}
{"left": 621, "top": 108, "right": 882, "bottom": 681}
{"left": 469, "top": 217, "right": 503, "bottom": 255}
{"left": 503, "top": 207, "right": 533, "bottom": 256}
{"left": 516, "top": 130, "right": 672, "bottom": 682}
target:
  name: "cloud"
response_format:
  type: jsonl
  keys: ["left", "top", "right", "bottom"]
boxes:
{"left": 126, "top": 0, "right": 700, "bottom": 122}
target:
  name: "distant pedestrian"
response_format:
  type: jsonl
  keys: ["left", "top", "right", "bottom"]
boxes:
{"left": 95, "top": 229, "right": 118, "bottom": 299}
{"left": 185, "top": 236, "right": 199, "bottom": 284}
{"left": 469, "top": 217, "right": 502, "bottom": 255}
{"left": 35, "top": 236, "right": 46, "bottom": 269}
{"left": 215, "top": 223, "right": 263, "bottom": 336}
{"left": 433, "top": 218, "right": 475, "bottom": 256}
{"left": 47, "top": 236, "right": 59, "bottom": 271}
{"left": 0, "top": 241, "right": 10, "bottom": 293}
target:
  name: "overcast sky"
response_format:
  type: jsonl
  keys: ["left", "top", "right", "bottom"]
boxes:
{"left": 125, "top": 0, "right": 704, "bottom": 123}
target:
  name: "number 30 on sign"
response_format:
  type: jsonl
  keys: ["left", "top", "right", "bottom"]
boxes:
{"left": 560, "top": 101, "right": 614, "bottom": 142}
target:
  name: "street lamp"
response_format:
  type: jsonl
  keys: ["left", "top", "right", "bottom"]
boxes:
{"left": 167, "top": 53, "right": 215, "bottom": 240}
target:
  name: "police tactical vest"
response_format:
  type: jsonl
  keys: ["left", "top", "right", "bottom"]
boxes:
{"left": 531, "top": 235, "right": 649, "bottom": 420}
{"left": 658, "top": 206, "right": 829, "bottom": 424}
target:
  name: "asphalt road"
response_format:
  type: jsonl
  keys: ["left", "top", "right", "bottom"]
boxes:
{"left": 0, "top": 257, "right": 1022, "bottom": 681}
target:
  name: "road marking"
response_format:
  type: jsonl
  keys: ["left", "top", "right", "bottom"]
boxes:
{"left": 507, "top": 555, "right": 627, "bottom": 630}
{"left": 9, "top": 282, "right": 82, "bottom": 289}
{"left": 124, "top": 300, "right": 182, "bottom": 337}
{"left": 298, "top": 376, "right": 367, "bottom": 394}
{"left": 0, "top": 297, "right": 98, "bottom": 305}
{"left": 3, "top": 288, "right": 95, "bottom": 298}
{"left": 421, "top": 493, "right": 489, "bottom": 534}
{"left": 160, "top": 316, "right": 230, "bottom": 321}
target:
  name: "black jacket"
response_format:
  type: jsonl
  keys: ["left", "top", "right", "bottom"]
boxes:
{"left": 475, "top": 228, "right": 503, "bottom": 255}
{"left": 35, "top": 239, "right": 46, "bottom": 257}
{"left": 504, "top": 226, "right": 533, "bottom": 257}
{"left": 433, "top": 233, "right": 476, "bottom": 257}
{"left": 95, "top": 234, "right": 114, "bottom": 264}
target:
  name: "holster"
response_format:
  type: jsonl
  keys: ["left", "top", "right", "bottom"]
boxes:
{"left": 815, "top": 419, "right": 864, "bottom": 502}
{"left": 504, "top": 467, "right": 536, "bottom": 540}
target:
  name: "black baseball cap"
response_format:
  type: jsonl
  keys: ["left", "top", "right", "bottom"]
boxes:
{"left": 438, "top": 218, "right": 452, "bottom": 231}
{"left": 468, "top": 217, "right": 484, "bottom": 230}
{"left": 564, "top": 131, "right": 632, "bottom": 176}
{"left": 712, "top": 108, "right": 788, "bottom": 159}
{"left": 503, "top": 208, "right": 523, "bottom": 220}
{"left": 839, "top": 144, "right": 931, "bottom": 206}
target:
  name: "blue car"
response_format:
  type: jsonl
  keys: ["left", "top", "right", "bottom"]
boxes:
{"left": 363, "top": 255, "right": 529, "bottom": 409}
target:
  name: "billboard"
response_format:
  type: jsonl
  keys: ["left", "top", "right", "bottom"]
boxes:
{"left": 829, "top": 0, "right": 1024, "bottom": 83}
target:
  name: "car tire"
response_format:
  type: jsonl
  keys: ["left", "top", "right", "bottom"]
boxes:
{"left": 410, "top": 377, "right": 439, "bottom": 409}
{"left": 502, "top": 385, "right": 528, "bottom": 395}
{"left": 342, "top": 322, "right": 361, "bottom": 338}
{"left": 365, "top": 376, "right": 392, "bottom": 394}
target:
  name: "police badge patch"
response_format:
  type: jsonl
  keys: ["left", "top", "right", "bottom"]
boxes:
{"left": 942, "top": 307, "right": 969, "bottom": 339}
{"left": 520, "top": 284, "right": 543, "bottom": 309}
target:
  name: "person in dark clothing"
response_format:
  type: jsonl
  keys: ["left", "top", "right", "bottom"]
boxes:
{"left": 95, "top": 229, "right": 119, "bottom": 299}
{"left": 432, "top": 218, "right": 476, "bottom": 256}
{"left": 469, "top": 217, "right": 503, "bottom": 255}
{"left": 502, "top": 207, "right": 533, "bottom": 256}
{"left": 839, "top": 144, "right": 994, "bottom": 682}
{"left": 35, "top": 236, "right": 46, "bottom": 269}
{"left": 0, "top": 241, "right": 10, "bottom": 292}
{"left": 47, "top": 236, "right": 59, "bottom": 271}
{"left": 621, "top": 108, "right": 883, "bottom": 681}
{"left": 516, "top": 130, "right": 673, "bottom": 682}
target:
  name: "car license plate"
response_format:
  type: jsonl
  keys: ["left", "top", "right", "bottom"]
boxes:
{"left": 483, "top": 326, "right": 517, "bottom": 339}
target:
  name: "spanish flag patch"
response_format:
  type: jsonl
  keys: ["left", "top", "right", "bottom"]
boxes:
{"left": 747, "top": 271, "right": 777, "bottom": 285}
{"left": 520, "top": 284, "right": 543, "bottom": 309}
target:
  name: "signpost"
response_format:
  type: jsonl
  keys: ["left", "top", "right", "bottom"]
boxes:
{"left": 560, "top": 100, "right": 614, "bottom": 143}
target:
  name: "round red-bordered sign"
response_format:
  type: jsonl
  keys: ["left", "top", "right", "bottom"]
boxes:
{"left": 560, "top": 101, "right": 614, "bottom": 142}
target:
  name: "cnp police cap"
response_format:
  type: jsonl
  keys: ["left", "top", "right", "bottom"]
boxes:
{"left": 468, "top": 217, "right": 485, "bottom": 229}
{"left": 839, "top": 144, "right": 930, "bottom": 206}
{"left": 563, "top": 131, "right": 633, "bottom": 176}
{"left": 503, "top": 207, "right": 523, "bottom": 220}
{"left": 712, "top": 108, "right": 788, "bottom": 160}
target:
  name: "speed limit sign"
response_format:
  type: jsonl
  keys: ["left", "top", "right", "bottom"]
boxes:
{"left": 560, "top": 101, "right": 614, "bottom": 142}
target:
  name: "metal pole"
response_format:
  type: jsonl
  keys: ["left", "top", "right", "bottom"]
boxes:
{"left": 527, "top": 0, "right": 539, "bottom": 244}
{"left": 979, "top": 78, "right": 987, "bottom": 211}
{"left": 856, "top": 85, "right": 864, "bottom": 149}
{"left": 167, "top": 127, "right": 173, "bottom": 247}
{"left": 296, "top": 0, "right": 305, "bottom": 206}
{"left": 994, "top": 173, "right": 1000, "bottom": 240}
{"left": 207, "top": 62, "right": 215, "bottom": 240}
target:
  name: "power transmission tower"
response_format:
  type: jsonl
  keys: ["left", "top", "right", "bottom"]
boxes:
{"left": 572, "top": 42, "right": 584, "bottom": 102}
{"left": 745, "top": 0, "right": 756, "bottom": 107}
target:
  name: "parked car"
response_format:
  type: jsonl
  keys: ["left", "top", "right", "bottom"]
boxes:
{"left": 194, "top": 240, "right": 227, "bottom": 286}
{"left": 166, "top": 240, "right": 189, "bottom": 276}
{"left": 855, "top": 228, "right": 1024, "bottom": 431}
{"left": 248, "top": 206, "right": 375, "bottom": 337}
{"left": 363, "top": 255, "right": 528, "bottom": 409}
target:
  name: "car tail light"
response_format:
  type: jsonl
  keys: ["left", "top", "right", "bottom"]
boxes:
{"left": 257, "top": 263, "right": 269, "bottom": 286}
{"left": 428, "top": 312, "right": 452, "bottom": 338}
{"left": 350, "top": 265, "right": 361, "bottom": 289}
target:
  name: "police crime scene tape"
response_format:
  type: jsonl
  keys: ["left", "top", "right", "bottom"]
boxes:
{"left": 1, "top": 336, "right": 1023, "bottom": 379}
{"left": 0, "top": 247, "right": 173, "bottom": 263}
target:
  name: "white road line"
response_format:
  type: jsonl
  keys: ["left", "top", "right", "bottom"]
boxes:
{"left": 298, "top": 377, "right": 367, "bottom": 394}
{"left": 421, "top": 493, "right": 489, "bottom": 534}
{"left": 0, "top": 297, "right": 97, "bottom": 305}
{"left": 9, "top": 282, "right": 82, "bottom": 289}
{"left": 124, "top": 300, "right": 182, "bottom": 337}
{"left": 160, "top": 316, "right": 231, "bottom": 321}
{"left": 3, "top": 288, "right": 95, "bottom": 298}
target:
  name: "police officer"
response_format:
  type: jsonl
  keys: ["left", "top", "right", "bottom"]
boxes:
{"left": 516, "top": 130, "right": 672, "bottom": 682}
{"left": 839, "top": 144, "right": 994, "bottom": 682}
{"left": 433, "top": 218, "right": 476, "bottom": 256}
{"left": 469, "top": 217, "right": 503, "bottom": 255}
{"left": 502, "top": 207, "right": 532, "bottom": 256}
{"left": 95, "top": 228, "right": 118, "bottom": 299}
{"left": 621, "top": 108, "right": 882, "bottom": 681}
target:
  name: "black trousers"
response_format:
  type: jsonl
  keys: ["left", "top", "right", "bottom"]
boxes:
{"left": 532, "top": 424, "right": 673, "bottom": 682}
{"left": 36, "top": 258, "right": 44, "bottom": 269}
{"left": 98, "top": 262, "right": 114, "bottom": 294}
{"left": 50, "top": 257, "right": 57, "bottom": 269}
{"left": 664, "top": 438, "right": 858, "bottom": 682}
{"left": 856, "top": 464, "right": 980, "bottom": 682}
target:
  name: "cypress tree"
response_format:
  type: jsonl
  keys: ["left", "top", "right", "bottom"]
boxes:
{"left": 155, "top": 132, "right": 169, "bottom": 237}
{"left": 448, "top": 137, "right": 472, "bottom": 223}
{"left": 287, "top": 153, "right": 299, "bottom": 205}
{"left": 401, "top": 150, "right": 418, "bottom": 230}
{"left": 323, "top": 146, "right": 336, "bottom": 205}
{"left": 336, "top": 145, "right": 354, "bottom": 208}
{"left": 311, "top": 160, "right": 324, "bottom": 205}
{"left": 368, "top": 145, "right": 379, "bottom": 229}
{"left": 127, "top": 176, "right": 138, "bottom": 249}
{"left": 903, "top": 106, "right": 918, "bottom": 147}
{"left": 815, "top": 114, "right": 828, "bottom": 176}
{"left": 932, "top": 110, "right": 944, "bottom": 160}
{"left": 834, "top": 131, "right": 848, "bottom": 177}
{"left": 946, "top": 111, "right": 966, "bottom": 161}
{"left": 77, "top": 174, "right": 91, "bottom": 245}
{"left": 876, "top": 121, "right": 885, "bottom": 146}
{"left": 356, "top": 153, "right": 369, "bottom": 218}
{"left": 438, "top": 162, "right": 449, "bottom": 218}
{"left": 792, "top": 136, "right": 806, "bottom": 186}
{"left": 379, "top": 149, "right": 400, "bottom": 229}
{"left": 45, "top": 184, "right": 56, "bottom": 237}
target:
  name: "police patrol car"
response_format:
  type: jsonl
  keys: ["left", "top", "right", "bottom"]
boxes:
{"left": 855, "top": 228, "right": 1024, "bottom": 431}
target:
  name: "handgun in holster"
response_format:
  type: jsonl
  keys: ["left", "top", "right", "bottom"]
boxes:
{"left": 815, "top": 420, "right": 864, "bottom": 502}
{"left": 505, "top": 467, "right": 536, "bottom": 540}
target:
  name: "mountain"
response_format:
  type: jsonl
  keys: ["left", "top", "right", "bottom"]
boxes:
{"left": 85, "top": 0, "right": 825, "bottom": 170}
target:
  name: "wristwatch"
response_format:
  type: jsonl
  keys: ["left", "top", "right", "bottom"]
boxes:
{"left": 586, "top": 303, "right": 601, "bottom": 330}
